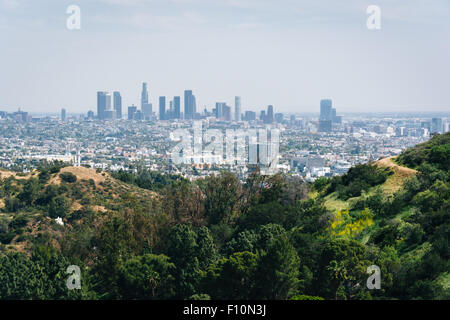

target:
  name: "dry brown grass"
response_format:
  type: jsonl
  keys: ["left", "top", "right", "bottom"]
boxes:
{"left": 49, "top": 166, "right": 107, "bottom": 186}
{"left": 0, "top": 169, "right": 32, "bottom": 180}
{"left": 92, "top": 205, "right": 108, "bottom": 213}
{"left": 375, "top": 156, "right": 417, "bottom": 177}
{"left": 375, "top": 156, "right": 417, "bottom": 194}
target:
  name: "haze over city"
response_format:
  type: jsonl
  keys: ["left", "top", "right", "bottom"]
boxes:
{"left": 0, "top": 0, "right": 449, "bottom": 113}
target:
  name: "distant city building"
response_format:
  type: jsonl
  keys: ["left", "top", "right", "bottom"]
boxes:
{"left": 275, "top": 113, "right": 283, "bottom": 123}
{"left": 431, "top": 118, "right": 443, "bottom": 134}
{"left": 184, "top": 90, "right": 196, "bottom": 120}
{"left": 87, "top": 110, "right": 94, "bottom": 120}
{"left": 266, "top": 105, "right": 274, "bottom": 124}
{"left": 134, "top": 110, "right": 144, "bottom": 121}
{"left": 319, "top": 99, "right": 341, "bottom": 127}
{"left": 142, "top": 103, "right": 153, "bottom": 120}
{"left": 260, "top": 110, "right": 266, "bottom": 122}
{"left": 223, "top": 104, "right": 232, "bottom": 121}
{"left": 421, "top": 121, "right": 431, "bottom": 130}
{"left": 235, "top": 96, "right": 241, "bottom": 122}
{"left": 320, "top": 99, "right": 333, "bottom": 121}
{"left": 215, "top": 102, "right": 226, "bottom": 119}
{"left": 174, "top": 96, "right": 181, "bottom": 119}
{"left": 333, "top": 115, "right": 342, "bottom": 124}
{"left": 97, "top": 91, "right": 111, "bottom": 120}
{"left": 159, "top": 96, "right": 166, "bottom": 120}
{"left": 104, "top": 109, "right": 116, "bottom": 120}
{"left": 141, "top": 82, "right": 149, "bottom": 109}
{"left": 396, "top": 127, "right": 406, "bottom": 137}
{"left": 113, "top": 91, "right": 122, "bottom": 119}
{"left": 290, "top": 115, "right": 296, "bottom": 125}
{"left": 244, "top": 111, "right": 256, "bottom": 121}
{"left": 12, "top": 109, "right": 31, "bottom": 123}
{"left": 61, "top": 108, "right": 66, "bottom": 122}
{"left": 128, "top": 105, "right": 137, "bottom": 120}
{"left": 319, "top": 120, "right": 332, "bottom": 132}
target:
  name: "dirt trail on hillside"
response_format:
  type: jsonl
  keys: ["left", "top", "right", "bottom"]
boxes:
{"left": 376, "top": 156, "right": 417, "bottom": 178}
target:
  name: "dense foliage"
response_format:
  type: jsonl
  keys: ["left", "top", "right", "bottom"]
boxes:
{"left": 0, "top": 133, "right": 448, "bottom": 300}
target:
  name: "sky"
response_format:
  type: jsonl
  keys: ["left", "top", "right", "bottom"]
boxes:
{"left": 0, "top": 0, "right": 449, "bottom": 114}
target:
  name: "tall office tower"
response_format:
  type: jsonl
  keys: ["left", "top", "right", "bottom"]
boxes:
{"left": 431, "top": 118, "right": 443, "bottom": 134}
{"left": 97, "top": 91, "right": 110, "bottom": 120}
{"left": 244, "top": 111, "right": 256, "bottom": 121}
{"left": 159, "top": 96, "right": 166, "bottom": 120}
{"left": 61, "top": 108, "right": 66, "bottom": 122}
{"left": 87, "top": 110, "right": 94, "bottom": 120}
{"left": 320, "top": 99, "right": 333, "bottom": 121}
{"left": 275, "top": 113, "right": 283, "bottom": 123}
{"left": 184, "top": 90, "right": 196, "bottom": 119}
{"left": 142, "top": 103, "right": 153, "bottom": 120}
{"left": 141, "top": 82, "right": 149, "bottom": 109}
{"left": 319, "top": 120, "right": 332, "bottom": 132}
{"left": 235, "top": 96, "right": 241, "bottom": 121}
{"left": 260, "top": 110, "right": 266, "bottom": 122}
{"left": 103, "top": 92, "right": 114, "bottom": 120}
{"left": 174, "top": 96, "right": 181, "bottom": 119}
{"left": 128, "top": 105, "right": 137, "bottom": 120}
{"left": 223, "top": 105, "right": 232, "bottom": 121}
{"left": 113, "top": 91, "right": 122, "bottom": 119}
{"left": 266, "top": 105, "right": 274, "bottom": 124}
{"left": 215, "top": 102, "right": 226, "bottom": 119}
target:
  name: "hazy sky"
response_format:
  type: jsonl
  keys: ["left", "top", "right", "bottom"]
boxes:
{"left": 1, "top": 0, "right": 449, "bottom": 113}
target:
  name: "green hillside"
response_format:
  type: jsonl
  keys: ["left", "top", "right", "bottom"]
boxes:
{"left": 0, "top": 133, "right": 449, "bottom": 300}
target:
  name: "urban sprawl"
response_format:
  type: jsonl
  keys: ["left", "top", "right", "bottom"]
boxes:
{"left": 1, "top": 82, "right": 448, "bottom": 182}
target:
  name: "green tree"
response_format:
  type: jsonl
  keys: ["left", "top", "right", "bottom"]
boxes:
{"left": 48, "top": 195, "right": 71, "bottom": 219}
{"left": 205, "top": 251, "right": 259, "bottom": 299}
{"left": 59, "top": 172, "right": 77, "bottom": 183}
{"left": 254, "top": 235, "right": 300, "bottom": 299}
{"left": 18, "top": 178, "right": 39, "bottom": 205}
{"left": 166, "top": 224, "right": 201, "bottom": 299}
{"left": 119, "top": 254, "right": 175, "bottom": 299}
{"left": 203, "top": 172, "right": 241, "bottom": 225}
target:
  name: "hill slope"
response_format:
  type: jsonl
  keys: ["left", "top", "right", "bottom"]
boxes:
{"left": 0, "top": 133, "right": 448, "bottom": 300}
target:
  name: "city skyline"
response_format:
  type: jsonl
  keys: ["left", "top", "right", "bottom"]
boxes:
{"left": 1, "top": 1, "right": 449, "bottom": 113}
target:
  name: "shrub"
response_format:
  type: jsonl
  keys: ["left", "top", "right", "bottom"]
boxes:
{"left": 59, "top": 172, "right": 77, "bottom": 183}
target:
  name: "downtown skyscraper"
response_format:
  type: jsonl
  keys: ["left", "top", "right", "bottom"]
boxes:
{"left": 141, "top": 82, "right": 152, "bottom": 120}
{"left": 97, "top": 91, "right": 111, "bottom": 120}
{"left": 320, "top": 99, "right": 333, "bottom": 121}
{"left": 159, "top": 96, "right": 166, "bottom": 120}
{"left": 267, "top": 105, "right": 274, "bottom": 124}
{"left": 141, "top": 82, "right": 149, "bottom": 108}
{"left": 235, "top": 96, "right": 241, "bottom": 122}
{"left": 184, "top": 90, "right": 196, "bottom": 120}
{"left": 61, "top": 108, "right": 66, "bottom": 122}
{"left": 113, "top": 91, "right": 122, "bottom": 119}
{"left": 174, "top": 96, "right": 181, "bottom": 119}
